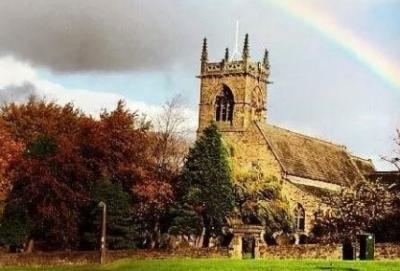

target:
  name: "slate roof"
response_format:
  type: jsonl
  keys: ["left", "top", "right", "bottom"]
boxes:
{"left": 256, "top": 122, "right": 366, "bottom": 187}
{"left": 350, "top": 155, "right": 375, "bottom": 176}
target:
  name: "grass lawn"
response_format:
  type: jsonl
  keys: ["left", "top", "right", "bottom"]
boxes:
{"left": 1, "top": 258, "right": 400, "bottom": 271}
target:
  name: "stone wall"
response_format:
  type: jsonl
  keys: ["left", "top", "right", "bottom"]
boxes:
{"left": 259, "top": 244, "right": 342, "bottom": 259}
{"left": 0, "top": 244, "right": 399, "bottom": 266}
{"left": 223, "top": 123, "right": 283, "bottom": 177}
{"left": 375, "top": 243, "right": 400, "bottom": 259}
{"left": 259, "top": 244, "right": 400, "bottom": 260}
{"left": 0, "top": 248, "right": 229, "bottom": 266}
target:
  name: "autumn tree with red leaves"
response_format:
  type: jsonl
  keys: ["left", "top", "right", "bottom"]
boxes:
{"left": 0, "top": 122, "right": 23, "bottom": 194}
{"left": 0, "top": 99, "right": 94, "bottom": 250}
{"left": 0, "top": 98, "right": 174, "bottom": 251}
{"left": 83, "top": 101, "right": 175, "bottom": 248}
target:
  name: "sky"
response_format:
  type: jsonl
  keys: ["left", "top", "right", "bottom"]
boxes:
{"left": 0, "top": 0, "right": 399, "bottom": 170}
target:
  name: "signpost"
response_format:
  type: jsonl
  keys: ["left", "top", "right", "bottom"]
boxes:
{"left": 98, "top": 201, "right": 107, "bottom": 264}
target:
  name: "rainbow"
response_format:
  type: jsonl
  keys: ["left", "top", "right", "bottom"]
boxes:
{"left": 266, "top": 0, "right": 400, "bottom": 90}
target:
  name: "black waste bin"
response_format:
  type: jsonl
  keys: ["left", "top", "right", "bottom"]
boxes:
{"left": 342, "top": 239, "right": 354, "bottom": 260}
{"left": 358, "top": 233, "right": 374, "bottom": 260}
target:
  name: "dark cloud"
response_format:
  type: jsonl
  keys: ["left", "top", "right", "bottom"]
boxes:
{"left": 0, "top": 0, "right": 253, "bottom": 72}
{"left": 0, "top": 82, "right": 37, "bottom": 103}
{"left": 0, "top": 0, "right": 298, "bottom": 72}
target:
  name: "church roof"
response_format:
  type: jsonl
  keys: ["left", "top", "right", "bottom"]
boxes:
{"left": 256, "top": 122, "right": 366, "bottom": 187}
{"left": 350, "top": 155, "right": 375, "bottom": 176}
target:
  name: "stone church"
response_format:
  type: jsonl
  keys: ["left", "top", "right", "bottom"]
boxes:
{"left": 196, "top": 35, "right": 375, "bottom": 241}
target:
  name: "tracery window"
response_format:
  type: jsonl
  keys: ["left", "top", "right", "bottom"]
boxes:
{"left": 294, "top": 203, "right": 305, "bottom": 231}
{"left": 215, "top": 86, "right": 234, "bottom": 123}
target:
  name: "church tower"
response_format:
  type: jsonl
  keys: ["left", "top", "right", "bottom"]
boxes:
{"left": 197, "top": 35, "right": 270, "bottom": 133}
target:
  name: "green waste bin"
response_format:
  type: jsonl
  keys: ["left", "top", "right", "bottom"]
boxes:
{"left": 358, "top": 233, "right": 374, "bottom": 260}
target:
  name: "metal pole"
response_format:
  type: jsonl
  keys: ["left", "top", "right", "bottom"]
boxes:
{"left": 98, "top": 201, "right": 107, "bottom": 264}
{"left": 231, "top": 20, "right": 240, "bottom": 61}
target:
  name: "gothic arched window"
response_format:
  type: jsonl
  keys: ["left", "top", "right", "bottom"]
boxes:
{"left": 294, "top": 203, "right": 305, "bottom": 231}
{"left": 215, "top": 86, "right": 234, "bottom": 123}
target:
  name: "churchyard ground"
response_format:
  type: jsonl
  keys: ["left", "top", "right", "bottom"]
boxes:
{"left": 1, "top": 258, "right": 400, "bottom": 271}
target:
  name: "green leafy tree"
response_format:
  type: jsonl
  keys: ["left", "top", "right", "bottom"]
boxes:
{"left": 233, "top": 168, "right": 291, "bottom": 242}
{"left": 374, "top": 129, "right": 400, "bottom": 242}
{"left": 0, "top": 205, "right": 31, "bottom": 251}
{"left": 311, "top": 181, "right": 394, "bottom": 244}
{"left": 177, "top": 123, "right": 234, "bottom": 247}
{"left": 80, "top": 179, "right": 137, "bottom": 250}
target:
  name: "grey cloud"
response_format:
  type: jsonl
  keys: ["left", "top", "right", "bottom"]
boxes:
{"left": 0, "top": 0, "right": 398, "bottom": 73}
{"left": 0, "top": 0, "right": 249, "bottom": 72}
{"left": 0, "top": 0, "right": 308, "bottom": 73}
{"left": 0, "top": 82, "right": 38, "bottom": 103}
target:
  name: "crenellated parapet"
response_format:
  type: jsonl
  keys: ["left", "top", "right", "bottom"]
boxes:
{"left": 199, "top": 60, "right": 270, "bottom": 83}
{"left": 198, "top": 34, "right": 270, "bottom": 83}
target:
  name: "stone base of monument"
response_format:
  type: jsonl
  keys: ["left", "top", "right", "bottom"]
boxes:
{"left": 228, "top": 225, "right": 264, "bottom": 259}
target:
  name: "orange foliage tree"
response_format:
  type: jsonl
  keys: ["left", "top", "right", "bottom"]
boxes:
{"left": 0, "top": 98, "right": 174, "bottom": 250}
{"left": 0, "top": 122, "right": 23, "bottom": 194}
{"left": 1, "top": 99, "right": 95, "bottom": 249}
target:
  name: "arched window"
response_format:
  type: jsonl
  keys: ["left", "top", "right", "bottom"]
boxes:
{"left": 215, "top": 86, "right": 234, "bottom": 123}
{"left": 325, "top": 209, "right": 332, "bottom": 218}
{"left": 294, "top": 203, "right": 305, "bottom": 231}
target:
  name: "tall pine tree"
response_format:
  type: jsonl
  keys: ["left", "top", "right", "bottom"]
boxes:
{"left": 80, "top": 179, "right": 137, "bottom": 250}
{"left": 178, "top": 123, "right": 234, "bottom": 247}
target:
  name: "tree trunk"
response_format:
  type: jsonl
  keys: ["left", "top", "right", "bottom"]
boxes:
{"left": 203, "top": 227, "right": 211, "bottom": 248}
{"left": 25, "top": 238, "right": 34, "bottom": 253}
{"left": 197, "top": 227, "right": 206, "bottom": 248}
{"left": 202, "top": 215, "right": 210, "bottom": 248}
{"left": 151, "top": 221, "right": 161, "bottom": 249}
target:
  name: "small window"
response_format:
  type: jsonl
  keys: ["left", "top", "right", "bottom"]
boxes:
{"left": 229, "top": 146, "right": 235, "bottom": 157}
{"left": 215, "top": 86, "right": 234, "bottom": 123}
{"left": 294, "top": 203, "right": 305, "bottom": 231}
{"left": 325, "top": 209, "right": 332, "bottom": 218}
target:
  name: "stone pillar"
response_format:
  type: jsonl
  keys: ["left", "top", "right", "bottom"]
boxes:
{"left": 229, "top": 235, "right": 243, "bottom": 259}
{"left": 229, "top": 225, "right": 264, "bottom": 259}
{"left": 294, "top": 233, "right": 300, "bottom": 245}
{"left": 254, "top": 237, "right": 262, "bottom": 259}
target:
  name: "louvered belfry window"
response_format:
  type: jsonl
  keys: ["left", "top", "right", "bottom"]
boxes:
{"left": 215, "top": 86, "right": 234, "bottom": 123}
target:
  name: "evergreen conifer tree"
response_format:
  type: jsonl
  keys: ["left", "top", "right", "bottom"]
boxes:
{"left": 177, "top": 123, "right": 234, "bottom": 247}
{"left": 81, "top": 179, "right": 137, "bottom": 249}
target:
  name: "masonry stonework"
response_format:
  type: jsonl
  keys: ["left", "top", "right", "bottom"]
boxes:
{"left": 281, "top": 181, "right": 324, "bottom": 234}
{"left": 222, "top": 124, "right": 282, "bottom": 178}
{"left": 196, "top": 36, "right": 374, "bottom": 239}
{"left": 259, "top": 244, "right": 342, "bottom": 259}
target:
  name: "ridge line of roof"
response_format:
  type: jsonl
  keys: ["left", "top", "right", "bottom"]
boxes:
{"left": 350, "top": 154, "right": 373, "bottom": 162}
